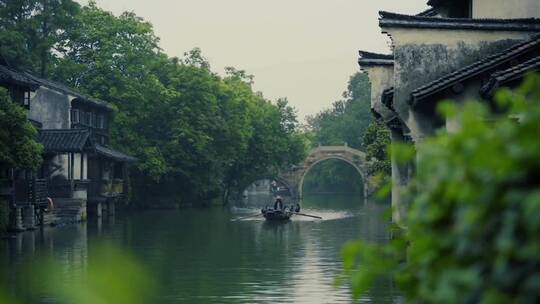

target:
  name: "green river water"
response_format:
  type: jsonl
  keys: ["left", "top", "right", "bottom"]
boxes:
{"left": 0, "top": 193, "right": 399, "bottom": 303}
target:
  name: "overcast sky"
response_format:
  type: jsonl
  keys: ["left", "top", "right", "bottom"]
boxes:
{"left": 78, "top": 0, "right": 428, "bottom": 120}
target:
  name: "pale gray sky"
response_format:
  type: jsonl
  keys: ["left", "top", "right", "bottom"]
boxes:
{"left": 78, "top": 0, "right": 427, "bottom": 120}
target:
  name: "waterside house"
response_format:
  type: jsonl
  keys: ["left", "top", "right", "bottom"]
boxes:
{"left": 359, "top": 0, "right": 540, "bottom": 225}
{"left": 0, "top": 62, "right": 136, "bottom": 231}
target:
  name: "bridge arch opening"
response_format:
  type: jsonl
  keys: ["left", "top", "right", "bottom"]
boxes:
{"left": 299, "top": 157, "right": 367, "bottom": 200}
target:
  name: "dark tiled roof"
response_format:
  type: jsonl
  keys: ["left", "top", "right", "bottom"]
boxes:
{"left": 358, "top": 51, "right": 394, "bottom": 67}
{"left": 427, "top": 0, "right": 470, "bottom": 6}
{"left": 379, "top": 11, "right": 540, "bottom": 31}
{"left": 417, "top": 8, "right": 438, "bottom": 17}
{"left": 381, "top": 87, "right": 395, "bottom": 112}
{"left": 371, "top": 108, "right": 382, "bottom": 120}
{"left": 410, "top": 35, "right": 540, "bottom": 107}
{"left": 0, "top": 64, "right": 40, "bottom": 90}
{"left": 427, "top": 0, "right": 450, "bottom": 6}
{"left": 38, "top": 129, "right": 137, "bottom": 162}
{"left": 22, "top": 73, "right": 114, "bottom": 111}
{"left": 480, "top": 56, "right": 540, "bottom": 98}
{"left": 95, "top": 145, "right": 137, "bottom": 162}
{"left": 38, "top": 129, "right": 92, "bottom": 153}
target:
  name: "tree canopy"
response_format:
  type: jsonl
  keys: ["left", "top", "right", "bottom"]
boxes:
{"left": 0, "top": 0, "right": 80, "bottom": 75}
{"left": 307, "top": 72, "right": 372, "bottom": 149}
{"left": 0, "top": 89, "right": 42, "bottom": 170}
{"left": 0, "top": 1, "right": 307, "bottom": 206}
{"left": 303, "top": 72, "right": 376, "bottom": 193}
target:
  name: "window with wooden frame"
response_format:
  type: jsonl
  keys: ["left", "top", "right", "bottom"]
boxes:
{"left": 71, "top": 109, "right": 80, "bottom": 124}
{"left": 97, "top": 114, "right": 105, "bottom": 129}
{"left": 23, "top": 91, "right": 30, "bottom": 107}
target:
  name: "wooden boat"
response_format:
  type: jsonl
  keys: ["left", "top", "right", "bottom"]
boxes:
{"left": 261, "top": 208, "right": 292, "bottom": 221}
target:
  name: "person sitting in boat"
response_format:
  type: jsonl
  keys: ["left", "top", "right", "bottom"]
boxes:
{"left": 289, "top": 203, "right": 300, "bottom": 213}
{"left": 274, "top": 196, "right": 284, "bottom": 210}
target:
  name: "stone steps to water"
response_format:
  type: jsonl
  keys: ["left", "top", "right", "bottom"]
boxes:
{"left": 41, "top": 198, "right": 86, "bottom": 226}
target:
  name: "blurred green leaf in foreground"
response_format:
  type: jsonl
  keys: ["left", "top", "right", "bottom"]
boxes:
{"left": 0, "top": 243, "right": 157, "bottom": 304}
{"left": 340, "top": 73, "right": 540, "bottom": 303}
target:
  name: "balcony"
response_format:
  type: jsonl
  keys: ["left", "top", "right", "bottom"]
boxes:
{"left": 89, "top": 179, "right": 124, "bottom": 199}
{"left": 0, "top": 178, "right": 48, "bottom": 207}
{"left": 48, "top": 180, "right": 89, "bottom": 199}
{"left": 71, "top": 123, "right": 109, "bottom": 145}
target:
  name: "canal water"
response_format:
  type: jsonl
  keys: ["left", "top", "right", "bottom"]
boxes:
{"left": 0, "top": 194, "right": 398, "bottom": 303}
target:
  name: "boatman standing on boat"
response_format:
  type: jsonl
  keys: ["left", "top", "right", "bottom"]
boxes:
{"left": 274, "top": 196, "right": 284, "bottom": 210}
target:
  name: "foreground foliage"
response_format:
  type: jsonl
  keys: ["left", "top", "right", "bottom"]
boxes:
{"left": 0, "top": 244, "right": 156, "bottom": 304}
{"left": 342, "top": 74, "right": 540, "bottom": 303}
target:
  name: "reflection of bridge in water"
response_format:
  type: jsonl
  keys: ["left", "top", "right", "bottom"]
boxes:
{"left": 244, "top": 146, "right": 371, "bottom": 201}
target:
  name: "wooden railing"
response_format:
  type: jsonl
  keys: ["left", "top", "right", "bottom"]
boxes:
{"left": 88, "top": 179, "right": 124, "bottom": 198}
{"left": 1, "top": 178, "right": 48, "bottom": 206}
{"left": 48, "top": 181, "right": 72, "bottom": 198}
{"left": 30, "top": 179, "right": 48, "bottom": 206}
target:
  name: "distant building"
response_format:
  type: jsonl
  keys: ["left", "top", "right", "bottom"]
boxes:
{"left": 359, "top": 0, "right": 540, "bottom": 224}
{"left": 0, "top": 62, "right": 136, "bottom": 230}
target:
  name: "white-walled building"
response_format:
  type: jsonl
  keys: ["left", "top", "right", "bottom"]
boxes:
{"left": 359, "top": 0, "right": 540, "bottom": 225}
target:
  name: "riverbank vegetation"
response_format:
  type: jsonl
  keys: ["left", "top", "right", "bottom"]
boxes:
{"left": 0, "top": 89, "right": 43, "bottom": 172}
{"left": 342, "top": 74, "right": 540, "bottom": 303}
{"left": 0, "top": 1, "right": 307, "bottom": 207}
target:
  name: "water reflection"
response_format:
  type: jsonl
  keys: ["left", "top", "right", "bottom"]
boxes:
{"left": 0, "top": 194, "right": 398, "bottom": 303}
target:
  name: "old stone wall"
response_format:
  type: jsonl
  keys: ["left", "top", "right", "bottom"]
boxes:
{"left": 387, "top": 28, "right": 534, "bottom": 142}
{"left": 364, "top": 65, "right": 395, "bottom": 120}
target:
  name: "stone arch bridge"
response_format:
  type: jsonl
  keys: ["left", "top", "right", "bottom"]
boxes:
{"left": 246, "top": 146, "right": 371, "bottom": 201}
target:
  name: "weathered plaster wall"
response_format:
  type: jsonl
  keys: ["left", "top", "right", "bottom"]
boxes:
{"left": 473, "top": 0, "right": 540, "bottom": 19}
{"left": 443, "top": 85, "right": 478, "bottom": 132}
{"left": 385, "top": 28, "right": 534, "bottom": 142}
{"left": 364, "top": 66, "right": 395, "bottom": 120}
{"left": 50, "top": 155, "right": 69, "bottom": 179}
{"left": 28, "top": 87, "right": 71, "bottom": 129}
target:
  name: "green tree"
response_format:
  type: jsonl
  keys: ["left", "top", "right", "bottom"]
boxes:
{"left": 307, "top": 72, "right": 372, "bottom": 149}
{"left": 0, "top": 89, "right": 42, "bottom": 233}
{"left": 0, "top": 0, "right": 80, "bottom": 75}
{"left": 341, "top": 74, "right": 540, "bottom": 303}
{"left": 50, "top": 3, "right": 306, "bottom": 206}
{"left": 0, "top": 88, "right": 42, "bottom": 170}
{"left": 362, "top": 120, "right": 391, "bottom": 176}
